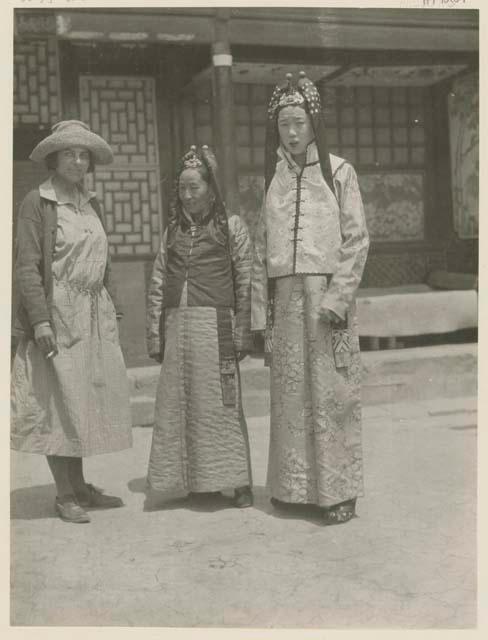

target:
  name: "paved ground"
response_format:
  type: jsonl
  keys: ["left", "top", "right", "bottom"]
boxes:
{"left": 11, "top": 394, "right": 477, "bottom": 628}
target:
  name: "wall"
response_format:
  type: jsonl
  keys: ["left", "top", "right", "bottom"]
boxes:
{"left": 111, "top": 261, "right": 153, "bottom": 367}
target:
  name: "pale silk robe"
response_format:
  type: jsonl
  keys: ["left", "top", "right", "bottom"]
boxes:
{"left": 251, "top": 143, "right": 369, "bottom": 507}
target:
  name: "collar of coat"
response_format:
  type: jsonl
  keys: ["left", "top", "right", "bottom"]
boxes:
{"left": 277, "top": 141, "right": 347, "bottom": 178}
{"left": 39, "top": 176, "right": 97, "bottom": 207}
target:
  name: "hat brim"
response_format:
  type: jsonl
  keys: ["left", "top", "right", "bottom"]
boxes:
{"left": 29, "top": 129, "right": 114, "bottom": 165}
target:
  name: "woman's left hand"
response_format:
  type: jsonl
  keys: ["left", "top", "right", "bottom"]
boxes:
{"left": 236, "top": 350, "right": 249, "bottom": 362}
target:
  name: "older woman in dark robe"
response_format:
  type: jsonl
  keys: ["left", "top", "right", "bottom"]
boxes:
{"left": 146, "top": 145, "right": 253, "bottom": 508}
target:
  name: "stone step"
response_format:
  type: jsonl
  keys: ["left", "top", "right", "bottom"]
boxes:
{"left": 127, "top": 343, "right": 477, "bottom": 426}
{"left": 361, "top": 343, "right": 477, "bottom": 404}
{"left": 426, "top": 396, "right": 477, "bottom": 416}
{"left": 130, "top": 395, "right": 155, "bottom": 427}
{"left": 130, "top": 394, "right": 478, "bottom": 429}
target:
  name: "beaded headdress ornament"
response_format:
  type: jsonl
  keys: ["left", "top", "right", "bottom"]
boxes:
{"left": 181, "top": 145, "right": 204, "bottom": 170}
{"left": 267, "top": 71, "right": 322, "bottom": 119}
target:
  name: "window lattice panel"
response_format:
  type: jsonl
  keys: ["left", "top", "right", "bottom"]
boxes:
{"left": 321, "top": 85, "right": 427, "bottom": 169}
{"left": 80, "top": 76, "right": 162, "bottom": 256}
{"left": 14, "top": 39, "right": 60, "bottom": 126}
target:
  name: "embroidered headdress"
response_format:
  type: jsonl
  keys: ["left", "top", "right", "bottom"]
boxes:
{"left": 181, "top": 145, "right": 204, "bottom": 170}
{"left": 169, "top": 145, "right": 229, "bottom": 236}
{"left": 267, "top": 72, "right": 321, "bottom": 118}
{"left": 265, "top": 71, "right": 334, "bottom": 194}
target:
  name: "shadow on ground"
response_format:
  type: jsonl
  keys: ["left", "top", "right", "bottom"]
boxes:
{"left": 127, "top": 478, "right": 327, "bottom": 526}
{"left": 129, "top": 476, "right": 238, "bottom": 513}
{"left": 11, "top": 484, "right": 57, "bottom": 520}
{"left": 251, "top": 487, "right": 333, "bottom": 527}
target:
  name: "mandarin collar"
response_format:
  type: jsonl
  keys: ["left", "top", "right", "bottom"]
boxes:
{"left": 277, "top": 140, "right": 319, "bottom": 173}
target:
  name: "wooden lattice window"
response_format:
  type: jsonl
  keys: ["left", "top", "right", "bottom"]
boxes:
{"left": 14, "top": 38, "right": 60, "bottom": 126}
{"left": 234, "top": 83, "right": 270, "bottom": 171}
{"left": 321, "top": 86, "right": 427, "bottom": 170}
{"left": 80, "top": 75, "right": 163, "bottom": 256}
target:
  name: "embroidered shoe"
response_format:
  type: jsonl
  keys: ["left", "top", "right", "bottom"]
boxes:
{"left": 75, "top": 483, "right": 124, "bottom": 510}
{"left": 322, "top": 498, "right": 357, "bottom": 526}
{"left": 55, "top": 495, "right": 91, "bottom": 523}
{"left": 234, "top": 486, "right": 253, "bottom": 508}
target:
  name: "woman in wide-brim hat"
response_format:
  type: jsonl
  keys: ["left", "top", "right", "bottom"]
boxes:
{"left": 11, "top": 120, "right": 133, "bottom": 523}
{"left": 251, "top": 73, "right": 370, "bottom": 525}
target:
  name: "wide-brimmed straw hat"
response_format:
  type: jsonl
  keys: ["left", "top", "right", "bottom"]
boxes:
{"left": 29, "top": 120, "right": 114, "bottom": 165}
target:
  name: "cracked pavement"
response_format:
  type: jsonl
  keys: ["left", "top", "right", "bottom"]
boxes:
{"left": 11, "top": 391, "right": 476, "bottom": 627}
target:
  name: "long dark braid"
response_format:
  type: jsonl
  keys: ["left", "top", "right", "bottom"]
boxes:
{"left": 200, "top": 145, "right": 230, "bottom": 245}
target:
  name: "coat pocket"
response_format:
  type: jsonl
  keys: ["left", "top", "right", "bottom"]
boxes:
{"left": 99, "top": 289, "right": 119, "bottom": 344}
{"left": 51, "top": 302, "right": 82, "bottom": 349}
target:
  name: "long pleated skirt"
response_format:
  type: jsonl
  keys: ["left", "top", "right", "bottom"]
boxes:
{"left": 147, "top": 306, "right": 252, "bottom": 494}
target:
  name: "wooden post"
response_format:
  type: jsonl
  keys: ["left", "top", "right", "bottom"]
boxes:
{"left": 211, "top": 9, "right": 239, "bottom": 215}
{"left": 155, "top": 53, "right": 173, "bottom": 236}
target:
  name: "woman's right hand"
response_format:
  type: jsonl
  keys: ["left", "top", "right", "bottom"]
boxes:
{"left": 149, "top": 352, "right": 163, "bottom": 364}
{"left": 34, "top": 323, "right": 58, "bottom": 358}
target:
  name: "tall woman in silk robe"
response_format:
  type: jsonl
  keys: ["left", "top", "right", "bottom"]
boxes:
{"left": 251, "top": 73, "right": 369, "bottom": 525}
{"left": 146, "top": 145, "right": 253, "bottom": 508}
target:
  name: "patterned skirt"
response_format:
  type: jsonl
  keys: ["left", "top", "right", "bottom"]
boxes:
{"left": 147, "top": 306, "right": 252, "bottom": 494}
{"left": 268, "top": 275, "right": 363, "bottom": 508}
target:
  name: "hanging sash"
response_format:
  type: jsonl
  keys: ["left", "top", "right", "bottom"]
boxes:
{"left": 216, "top": 308, "right": 237, "bottom": 406}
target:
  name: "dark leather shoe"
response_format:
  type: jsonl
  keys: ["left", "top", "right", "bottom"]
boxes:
{"left": 75, "top": 484, "right": 124, "bottom": 510}
{"left": 55, "top": 495, "right": 91, "bottom": 523}
{"left": 270, "top": 496, "right": 292, "bottom": 509}
{"left": 234, "top": 486, "right": 253, "bottom": 508}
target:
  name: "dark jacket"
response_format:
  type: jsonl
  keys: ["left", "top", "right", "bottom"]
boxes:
{"left": 146, "top": 214, "right": 252, "bottom": 357}
{"left": 163, "top": 217, "right": 236, "bottom": 309}
{"left": 12, "top": 186, "right": 119, "bottom": 339}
